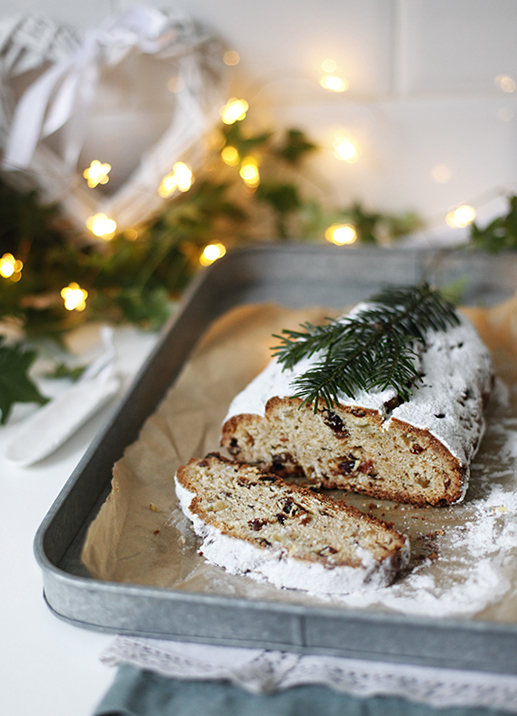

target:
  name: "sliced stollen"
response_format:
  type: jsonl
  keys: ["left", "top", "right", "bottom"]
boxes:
{"left": 221, "top": 308, "right": 493, "bottom": 507}
{"left": 175, "top": 453, "right": 410, "bottom": 595}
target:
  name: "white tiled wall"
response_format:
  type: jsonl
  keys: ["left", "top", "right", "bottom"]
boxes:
{"left": 400, "top": 0, "right": 517, "bottom": 98}
{"left": 3, "top": 0, "right": 517, "bottom": 233}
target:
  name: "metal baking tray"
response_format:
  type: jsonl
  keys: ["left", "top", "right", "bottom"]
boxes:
{"left": 35, "top": 243, "right": 517, "bottom": 674}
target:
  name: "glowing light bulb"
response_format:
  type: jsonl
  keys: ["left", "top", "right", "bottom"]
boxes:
{"left": 320, "top": 75, "right": 348, "bottom": 92}
{"left": 431, "top": 164, "right": 451, "bottom": 184}
{"left": 221, "top": 146, "right": 240, "bottom": 166}
{"left": 446, "top": 205, "right": 476, "bottom": 228}
{"left": 199, "top": 243, "right": 227, "bottom": 266}
{"left": 239, "top": 157, "right": 260, "bottom": 188}
{"left": 0, "top": 253, "right": 23, "bottom": 280}
{"left": 321, "top": 58, "right": 337, "bottom": 73}
{"left": 86, "top": 213, "right": 117, "bottom": 239}
{"left": 158, "top": 162, "right": 194, "bottom": 198}
{"left": 223, "top": 50, "right": 240, "bottom": 66}
{"left": 495, "top": 74, "right": 516, "bottom": 93}
{"left": 334, "top": 137, "right": 358, "bottom": 163}
{"left": 0, "top": 253, "right": 15, "bottom": 278}
{"left": 60, "top": 282, "right": 88, "bottom": 311}
{"left": 124, "top": 228, "right": 139, "bottom": 241}
{"left": 168, "top": 76, "right": 186, "bottom": 93}
{"left": 220, "top": 98, "right": 249, "bottom": 124}
{"left": 83, "top": 160, "right": 111, "bottom": 188}
{"left": 325, "top": 224, "right": 357, "bottom": 245}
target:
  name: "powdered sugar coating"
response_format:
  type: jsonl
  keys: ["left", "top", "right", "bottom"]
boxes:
{"left": 174, "top": 476, "right": 410, "bottom": 595}
{"left": 224, "top": 307, "right": 493, "bottom": 473}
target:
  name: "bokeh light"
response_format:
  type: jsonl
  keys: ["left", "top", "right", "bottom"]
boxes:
{"left": 199, "top": 243, "right": 227, "bottom": 266}
{"left": 61, "top": 282, "right": 88, "bottom": 311}
{"left": 220, "top": 98, "right": 249, "bottom": 124}
{"left": 158, "top": 162, "right": 194, "bottom": 198}
{"left": 325, "top": 223, "right": 357, "bottom": 245}
{"left": 320, "top": 75, "right": 348, "bottom": 92}
{"left": 86, "top": 213, "right": 117, "bottom": 239}
{"left": 446, "top": 205, "right": 476, "bottom": 228}
{"left": 83, "top": 160, "right": 111, "bottom": 188}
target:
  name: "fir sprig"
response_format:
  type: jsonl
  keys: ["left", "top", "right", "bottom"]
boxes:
{"left": 272, "top": 283, "right": 460, "bottom": 411}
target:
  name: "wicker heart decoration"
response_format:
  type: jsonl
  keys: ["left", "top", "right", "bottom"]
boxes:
{"left": 0, "top": 6, "right": 227, "bottom": 232}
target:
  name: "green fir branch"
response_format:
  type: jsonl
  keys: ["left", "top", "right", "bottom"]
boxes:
{"left": 272, "top": 283, "right": 460, "bottom": 411}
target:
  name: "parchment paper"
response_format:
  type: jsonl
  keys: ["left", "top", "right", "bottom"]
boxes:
{"left": 82, "top": 297, "right": 517, "bottom": 619}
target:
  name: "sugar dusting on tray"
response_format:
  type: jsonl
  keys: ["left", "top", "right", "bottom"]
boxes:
{"left": 81, "top": 300, "right": 517, "bottom": 623}
{"left": 332, "top": 377, "right": 517, "bottom": 618}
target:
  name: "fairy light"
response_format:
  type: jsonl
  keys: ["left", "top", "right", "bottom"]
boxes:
{"left": 0, "top": 253, "right": 23, "bottom": 280}
{"left": 168, "top": 76, "right": 186, "bottom": 93}
{"left": 124, "top": 228, "right": 139, "bottom": 241}
{"left": 223, "top": 50, "right": 240, "bottom": 66}
{"left": 199, "top": 243, "right": 227, "bottom": 266}
{"left": 320, "top": 75, "right": 348, "bottom": 92}
{"left": 321, "top": 58, "right": 337, "bottom": 73}
{"left": 61, "top": 282, "right": 88, "bottom": 312}
{"left": 86, "top": 213, "right": 117, "bottom": 239}
{"left": 83, "top": 160, "right": 111, "bottom": 188}
{"left": 221, "top": 146, "right": 240, "bottom": 166}
{"left": 158, "top": 162, "right": 194, "bottom": 198}
{"left": 220, "top": 98, "right": 249, "bottom": 124}
{"left": 325, "top": 223, "right": 357, "bottom": 245}
{"left": 239, "top": 157, "right": 260, "bottom": 188}
{"left": 334, "top": 137, "right": 358, "bottom": 163}
{"left": 431, "top": 164, "right": 451, "bottom": 184}
{"left": 495, "top": 74, "right": 516, "bottom": 93}
{"left": 446, "top": 205, "right": 476, "bottom": 228}
{"left": 0, "top": 253, "right": 15, "bottom": 277}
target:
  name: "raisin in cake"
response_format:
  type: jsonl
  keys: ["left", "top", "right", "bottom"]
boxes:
{"left": 175, "top": 453, "right": 410, "bottom": 594}
{"left": 221, "top": 308, "right": 493, "bottom": 507}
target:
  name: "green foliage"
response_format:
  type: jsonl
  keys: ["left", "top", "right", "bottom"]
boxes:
{"left": 469, "top": 195, "right": 517, "bottom": 252}
{"left": 272, "top": 283, "right": 459, "bottom": 411}
{"left": 45, "top": 362, "right": 87, "bottom": 381}
{"left": 272, "top": 129, "right": 318, "bottom": 165}
{"left": 0, "top": 116, "right": 422, "bottom": 346}
{"left": 112, "top": 286, "right": 174, "bottom": 331}
{"left": 337, "top": 203, "right": 423, "bottom": 244}
{"left": 256, "top": 182, "right": 302, "bottom": 237}
{"left": 300, "top": 201, "right": 422, "bottom": 245}
{"left": 222, "top": 122, "right": 272, "bottom": 154}
{"left": 0, "top": 338, "right": 48, "bottom": 423}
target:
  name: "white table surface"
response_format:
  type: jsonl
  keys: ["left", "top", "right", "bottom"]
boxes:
{"left": 0, "top": 325, "right": 161, "bottom": 716}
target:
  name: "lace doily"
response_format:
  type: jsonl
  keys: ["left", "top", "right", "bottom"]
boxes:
{"left": 101, "top": 636, "right": 517, "bottom": 712}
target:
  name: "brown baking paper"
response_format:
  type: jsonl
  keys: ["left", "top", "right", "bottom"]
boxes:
{"left": 82, "top": 297, "right": 517, "bottom": 618}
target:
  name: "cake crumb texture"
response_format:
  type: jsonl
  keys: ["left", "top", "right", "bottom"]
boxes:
{"left": 221, "top": 311, "right": 493, "bottom": 506}
{"left": 175, "top": 453, "right": 410, "bottom": 595}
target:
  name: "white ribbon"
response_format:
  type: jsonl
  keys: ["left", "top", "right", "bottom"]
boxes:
{"left": 2, "top": 5, "right": 191, "bottom": 172}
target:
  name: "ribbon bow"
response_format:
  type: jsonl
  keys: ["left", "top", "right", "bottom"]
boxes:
{"left": 3, "top": 5, "right": 194, "bottom": 172}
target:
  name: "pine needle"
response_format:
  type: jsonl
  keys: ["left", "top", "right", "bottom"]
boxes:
{"left": 271, "top": 283, "right": 460, "bottom": 411}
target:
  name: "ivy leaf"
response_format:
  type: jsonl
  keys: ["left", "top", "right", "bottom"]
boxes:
{"left": 273, "top": 129, "right": 318, "bottom": 165}
{"left": 114, "top": 286, "right": 174, "bottom": 330}
{"left": 256, "top": 182, "right": 302, "bottom": 238}
{"left": 44, "top": 362, "right": 87, "bottom": 381}
{"left": 0, "top": 339, "right": 48, "bottom": 424}
{"left": 469, "top": 195, "right": 517, "bottom": 253}
{"left": 223, "top": 123, "right": 272, "bottom": 154}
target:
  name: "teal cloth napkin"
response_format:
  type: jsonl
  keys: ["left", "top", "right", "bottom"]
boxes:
{"left": 94, "top": 665, "right": 514, "bottom": 716}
